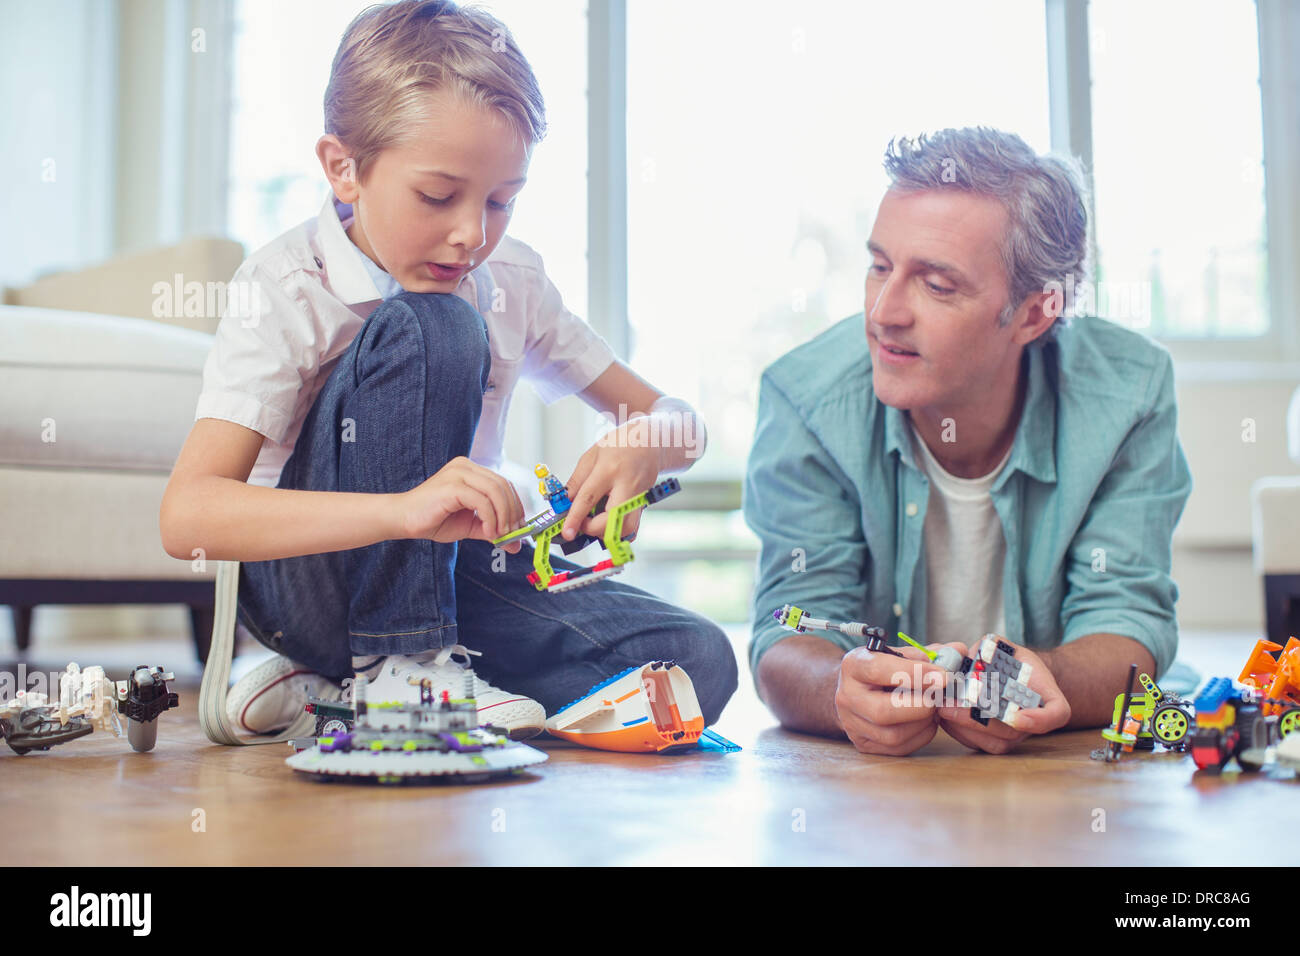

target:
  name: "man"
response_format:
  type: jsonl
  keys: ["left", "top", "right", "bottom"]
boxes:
{"left": 743, "top": 128, "right": 1192, "bottom": 755}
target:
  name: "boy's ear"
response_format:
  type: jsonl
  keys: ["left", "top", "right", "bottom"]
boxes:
{"left": 317, "top": 135, "right": 359, "bottom": 203}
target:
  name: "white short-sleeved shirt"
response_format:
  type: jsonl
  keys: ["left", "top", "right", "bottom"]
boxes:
{"left": 195, "top": 192, "right": 616, "bottom": 488}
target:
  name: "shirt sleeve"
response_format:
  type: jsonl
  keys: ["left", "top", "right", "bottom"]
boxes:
{"left": 743, "top": 372, "right": 872, "bottom": 690}
{"left": 192, "top": 262, "right": 315, "bottom": 443}
{"left": 1059, "top": 352, "right": 1192, "bottom": 677}
{"left": 520, "top": 266, "right": 615, "bottom": 404}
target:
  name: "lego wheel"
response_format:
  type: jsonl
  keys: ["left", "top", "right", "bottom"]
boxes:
{"left": 8, "top": 744, "right": 30, "bottom": 755}
{"left": 320, "top": 718, "right": 350, "bottom": 735}
{"left": 1151, "top": 703, "right": 1190, "bottom": 746}
{"left": 1278, "top": 707, "right": 1300, "bottom": 739}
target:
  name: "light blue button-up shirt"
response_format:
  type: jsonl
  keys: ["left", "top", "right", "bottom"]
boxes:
{"left": 743, "top": 314, "right": 1192, "bottom": 684}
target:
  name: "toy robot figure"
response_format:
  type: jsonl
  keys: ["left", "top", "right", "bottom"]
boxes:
{"left": 534, "top": 463, "right": 571, "bottom": 515}
{"left": 0, "top": 663, "right": 178, "bottom": 755}
{"left": 116, "top": 665, "right": 180, "bottom": 753}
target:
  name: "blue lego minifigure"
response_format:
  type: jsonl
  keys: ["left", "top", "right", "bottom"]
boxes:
{"left": 535, "top": 463, "right": 571, "bottom": 514}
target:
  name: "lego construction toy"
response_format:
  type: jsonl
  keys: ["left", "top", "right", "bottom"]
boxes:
{"left": 493, "top": 470, "right": 681, "bottom": 594}
{"left": 1, "top": 663, "right": 178, "bottom": 755}
{"left": 1092, "top": 664, "right": 1195, "bottom": 762}
{"left": 774, "top": 605, "right": 1043, "bottom": 726}
{"left": 284, "top": 671, "right": 547, "bottom": 784}
{"left": 1236, "top": 636, "right": 1300, "bottom": 737}
{"left": 1188, "top": 677, "right": 1272, "bottom": 773}
{"left": 545, "top": 660, "right": 740, "bottom": 754}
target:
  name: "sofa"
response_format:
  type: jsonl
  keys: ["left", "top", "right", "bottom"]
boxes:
{"left": 0, "top": 238, "right": 243, "bottom": 661}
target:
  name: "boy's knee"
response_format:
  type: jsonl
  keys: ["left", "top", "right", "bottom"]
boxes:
{"left": 663, "top": 618, "right": 738, "bottom": 726}
{"left": 363, "top": 292, "right": 490, "bottom": 388}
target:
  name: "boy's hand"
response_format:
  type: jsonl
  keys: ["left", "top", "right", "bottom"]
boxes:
{"left": 937, "top": 642, "right": 1071, "bottom": 754}
{"left": 561, "top": 419, "right": 662, "bottom": 541}
{"left": 397, "top": 456, "right": 524, "bottom": 549}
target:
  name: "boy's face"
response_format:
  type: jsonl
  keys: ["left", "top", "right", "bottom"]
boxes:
{"left": 864, "top": 188, "right": 1025, "bottom": 411}
{"left": 342, "top": 90, "right": 532, "bottom": 293}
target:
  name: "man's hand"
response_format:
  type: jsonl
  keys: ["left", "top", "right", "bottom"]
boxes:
{"left": 561, "top": 419, "right": 662, "bottom": 542}
{"left": 938, "top": 641, "right": 1071, "bottom": 754}
{"left": 397, "top": 456, "right": 524, "bottom": 549}
{"left": 835, "top": 644, "right": 958, "bottom": 756}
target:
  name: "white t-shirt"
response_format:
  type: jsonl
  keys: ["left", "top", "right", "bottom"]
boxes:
{"left": 909, "top": 418, "right": 1011, "bottom": 644}
{"left": 195, "top": 192, "right": 616, "bottom": 488}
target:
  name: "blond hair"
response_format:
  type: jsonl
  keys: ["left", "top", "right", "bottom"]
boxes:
{"left": 324, "top": 0, "right": 546, "bottom": 184}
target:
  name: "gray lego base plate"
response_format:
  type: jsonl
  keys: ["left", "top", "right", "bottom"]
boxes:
{"left": 285, "top": 742, "right": 548, "bottom": 783}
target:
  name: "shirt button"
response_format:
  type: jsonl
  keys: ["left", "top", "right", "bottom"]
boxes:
{"left": 892, "top": 603, "right": 903, "bottom": 617}
{"left": 905, "top": 502, "right": 918, "bottom": 517}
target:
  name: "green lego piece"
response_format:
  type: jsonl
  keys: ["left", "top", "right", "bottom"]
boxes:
{"left": 896, "top": 631, "right": 938, "bottom": 661}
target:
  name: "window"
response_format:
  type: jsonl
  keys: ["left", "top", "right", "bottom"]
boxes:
{"left": 1089, "top": 0, "right": 1268, "bottom": 340}
{"left": 626, "top": 0, "right": 1051, "bottom": 480}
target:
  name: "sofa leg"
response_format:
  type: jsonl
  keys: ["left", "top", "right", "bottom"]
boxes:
{"left": 11, "top": 606, "right": 33, "bottom": 652}
{"left": 189, "top": 605, "right": 214, "bottom": 665}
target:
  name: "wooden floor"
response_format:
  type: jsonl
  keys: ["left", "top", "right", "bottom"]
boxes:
{"left": 2, "top": 626, "right": 1297, "bottom": 866}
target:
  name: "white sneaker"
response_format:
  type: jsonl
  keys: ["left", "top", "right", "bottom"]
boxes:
{"left": 363, "top": 645, "right": 546, "bottom": 740}
{"left": 226, "top": 655, "right": 345, "bottom": 735}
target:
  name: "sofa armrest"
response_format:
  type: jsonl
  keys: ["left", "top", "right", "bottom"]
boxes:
{"left": 1, "top": 236, "right": 244, "bottom": 334}
{"left": 1252, "top": 476, "right": 1300, "bottom": 574}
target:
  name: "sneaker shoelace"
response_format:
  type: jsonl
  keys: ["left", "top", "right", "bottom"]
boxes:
{"left": 430, "top": 645, "right": 500, "bottom": 698}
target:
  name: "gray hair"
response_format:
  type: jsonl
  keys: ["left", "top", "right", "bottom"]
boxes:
{"left": 882, "top": 128, "right": 1090, "bottom": 336}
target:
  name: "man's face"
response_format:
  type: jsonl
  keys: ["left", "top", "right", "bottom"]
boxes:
{"left": 864, "top": 188, "right": 1021, "bottom": 411}
{"left": 347, "top": 90, "right": 531, "bottom": 292}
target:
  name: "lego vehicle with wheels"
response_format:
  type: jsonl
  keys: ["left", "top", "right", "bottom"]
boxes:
{"left": 1237, "top": 637, "right": 1300, "bottom": 740}
{"left": 1094, "top": 667, "right": 1195, "bottom": 762}
{"left": 1189, "top": 677, "right": 1271, "bottom": 773}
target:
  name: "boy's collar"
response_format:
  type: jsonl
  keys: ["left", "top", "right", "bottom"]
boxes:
{"left": 317, "top": 193, "right": 384, "bottom": 305}
{"left": 316, "top": 191, "right": 478, "bottom": 304}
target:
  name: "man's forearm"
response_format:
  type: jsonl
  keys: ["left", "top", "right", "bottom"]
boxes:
{"left": 755, "top": 635, "right": 848, "bottom": 739}
{"left": 1038, "top": 633, "right": 1157, "bottom": 729}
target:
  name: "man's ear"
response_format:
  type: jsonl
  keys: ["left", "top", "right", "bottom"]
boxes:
{"left": 1011, "top": 290, "right": 1060, "bottom": 347}
{"left": 316, "top": 135, "right": 359, "bottom": 204}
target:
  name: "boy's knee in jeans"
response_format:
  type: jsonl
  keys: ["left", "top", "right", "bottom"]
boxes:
{"left": 662, "top": 618, "right": 739, "bottom": 726}
{"left": 380, "top": 291, "right": 490, "bottom": 388}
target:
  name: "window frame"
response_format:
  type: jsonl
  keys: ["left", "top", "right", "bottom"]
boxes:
{"left": 1049, "top": 0, "right": 1296, "bottom": 367}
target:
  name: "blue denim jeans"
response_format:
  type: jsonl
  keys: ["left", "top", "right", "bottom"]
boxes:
{"left": 236, "top": 292, "right": 737, "bottom": 724}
